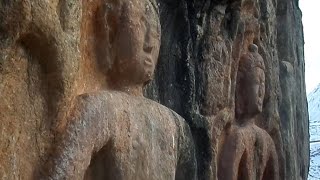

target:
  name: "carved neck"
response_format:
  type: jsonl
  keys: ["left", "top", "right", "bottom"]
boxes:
{"left": 109, "top": 82, "right": 144, "bottom": 97}
{"left": 238, "top": 115, "right": 256, "bottom": 126}
{"left": 119, "top": 85, "right": 144, "bottom": 97}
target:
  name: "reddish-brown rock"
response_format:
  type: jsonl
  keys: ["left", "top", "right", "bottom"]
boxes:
{"left": 44, "top": 1, "right": 196, "bottom": 179}
{"left": 0, "top": 0, "right": 308, "bottom": 180}
{"left": 218, "top": 44, "right": 279, "bottom": 180}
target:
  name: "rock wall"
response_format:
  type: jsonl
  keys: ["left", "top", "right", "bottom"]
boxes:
{"left": 0, "top": 0, "right": 308, "bottom": 179}
{"left": 146, "top": 0, "right": 308, "bottom": 179}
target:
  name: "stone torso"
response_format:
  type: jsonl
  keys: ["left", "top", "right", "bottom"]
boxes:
{"left": 81, "top": 91, "right": 190, "bottom": 180}
{"left": 228, "top": 123, "right": 277, "bottom": 180}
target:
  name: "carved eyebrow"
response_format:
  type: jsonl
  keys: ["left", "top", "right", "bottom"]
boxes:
{"left": 140, "top": 13, "right": 148, "bottom": 23}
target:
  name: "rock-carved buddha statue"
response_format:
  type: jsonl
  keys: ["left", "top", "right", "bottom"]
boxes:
{"left": 45, "top": 1, "right": 197, "bottom": 179}
{"left": 218, "top": 44, "right": 279, "bottom": 180}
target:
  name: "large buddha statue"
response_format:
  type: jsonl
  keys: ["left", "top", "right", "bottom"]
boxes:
{"left": 45, "top": 0, "right": 196, "bottom": 179}
{"left": 218, "top": 44, "right": 279, "bottom": 180}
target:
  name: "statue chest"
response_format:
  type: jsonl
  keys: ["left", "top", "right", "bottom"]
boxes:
{"left": 87, "top": 106, "right": 179, "bottom": 180}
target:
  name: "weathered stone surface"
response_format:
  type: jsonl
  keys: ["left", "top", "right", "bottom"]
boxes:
{"left": 48, "top": 91, "right": 196, "bottom": 180}
{"left": 43, "top": 1, "right": 196, "bottom": 179}
{"left": 0, "top": 1, "right": 81, "bottom": 179}
{"left": 0, "top": 0, "right": 308, "bottom": 180}
{"left": 146, "top": 0, "right": 308, "bottom": 179}
{"left": 218, "top": 44, "right": 279, "bottom": 180}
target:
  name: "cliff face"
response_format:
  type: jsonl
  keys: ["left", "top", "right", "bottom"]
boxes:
{"left": 0, "top": 0, "right": 308, "bottom": 179}
{"left": 147, "top": 0, "right": 308, "bottom": 179}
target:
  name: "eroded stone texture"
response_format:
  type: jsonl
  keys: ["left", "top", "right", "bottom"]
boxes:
{"left": 44, "top": 0, "right": 197, "bottom": 179}
{"left": 218, "top": 44, "right": 279, "bottom": 180}
{"left": 47, "top": 92, "right": 196, "bottom": 180}
{"left": 0, "top": 0, "right": 308, "bottom": 180}
{"left": 0, "top": 0, "right": 81, "bottom": 179}
{"left": 146, "top": 0, "right": 308, "bottom": 179}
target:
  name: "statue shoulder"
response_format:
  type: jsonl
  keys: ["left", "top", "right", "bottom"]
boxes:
{"left": 75, "top": 90, "right": 122, "bottom": 105}
{"left": 71, "top": 91, "right": 120, "bottom": 115}
{"left": 143, "top": 99, "right": 191, "bottom": 134}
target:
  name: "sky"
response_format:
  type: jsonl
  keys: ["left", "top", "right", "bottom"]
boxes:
{"left": 299, "top": 0, "right": 320, "bottom": 94}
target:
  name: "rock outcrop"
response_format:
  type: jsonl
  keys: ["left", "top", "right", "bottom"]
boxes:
{"left": 146, "top": 0, "right": 308, "bottom": 179}
{"left": 0, "top": 0, "right": 308, "bottom": 180}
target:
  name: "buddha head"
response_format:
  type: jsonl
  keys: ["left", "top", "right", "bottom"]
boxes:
{"left": 95, "top": 0, "right": 161, "bottom": 91}
{"left": 235, "top": 44, "right": 266, "bottom": 119}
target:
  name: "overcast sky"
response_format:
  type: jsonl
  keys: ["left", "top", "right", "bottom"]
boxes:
{"left": 299, "top": 0, "right": 320, "bottom": 94}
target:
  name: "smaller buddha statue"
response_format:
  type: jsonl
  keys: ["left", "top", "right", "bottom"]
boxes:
{"left": 218, "top": 44, "right": 279, "bottom": 180}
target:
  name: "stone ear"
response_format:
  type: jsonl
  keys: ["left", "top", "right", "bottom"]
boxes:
{"left": 99, "top": 3, "right": 118, "bottom": 45}
{"left": 93, "top": 2, "right": 121, "bottom": 74}
{"left": 235, "top": 69, "right": 247, "bottom": 118}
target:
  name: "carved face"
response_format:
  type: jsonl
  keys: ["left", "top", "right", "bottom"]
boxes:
{"left": 247, "top": 67, "right": 265, "bottom": 114}
{"left": 110, "top": 0, "right": 161, "bottom": 85}
{"left": 236, "top": 44, "right": 266, "bottom": 119}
